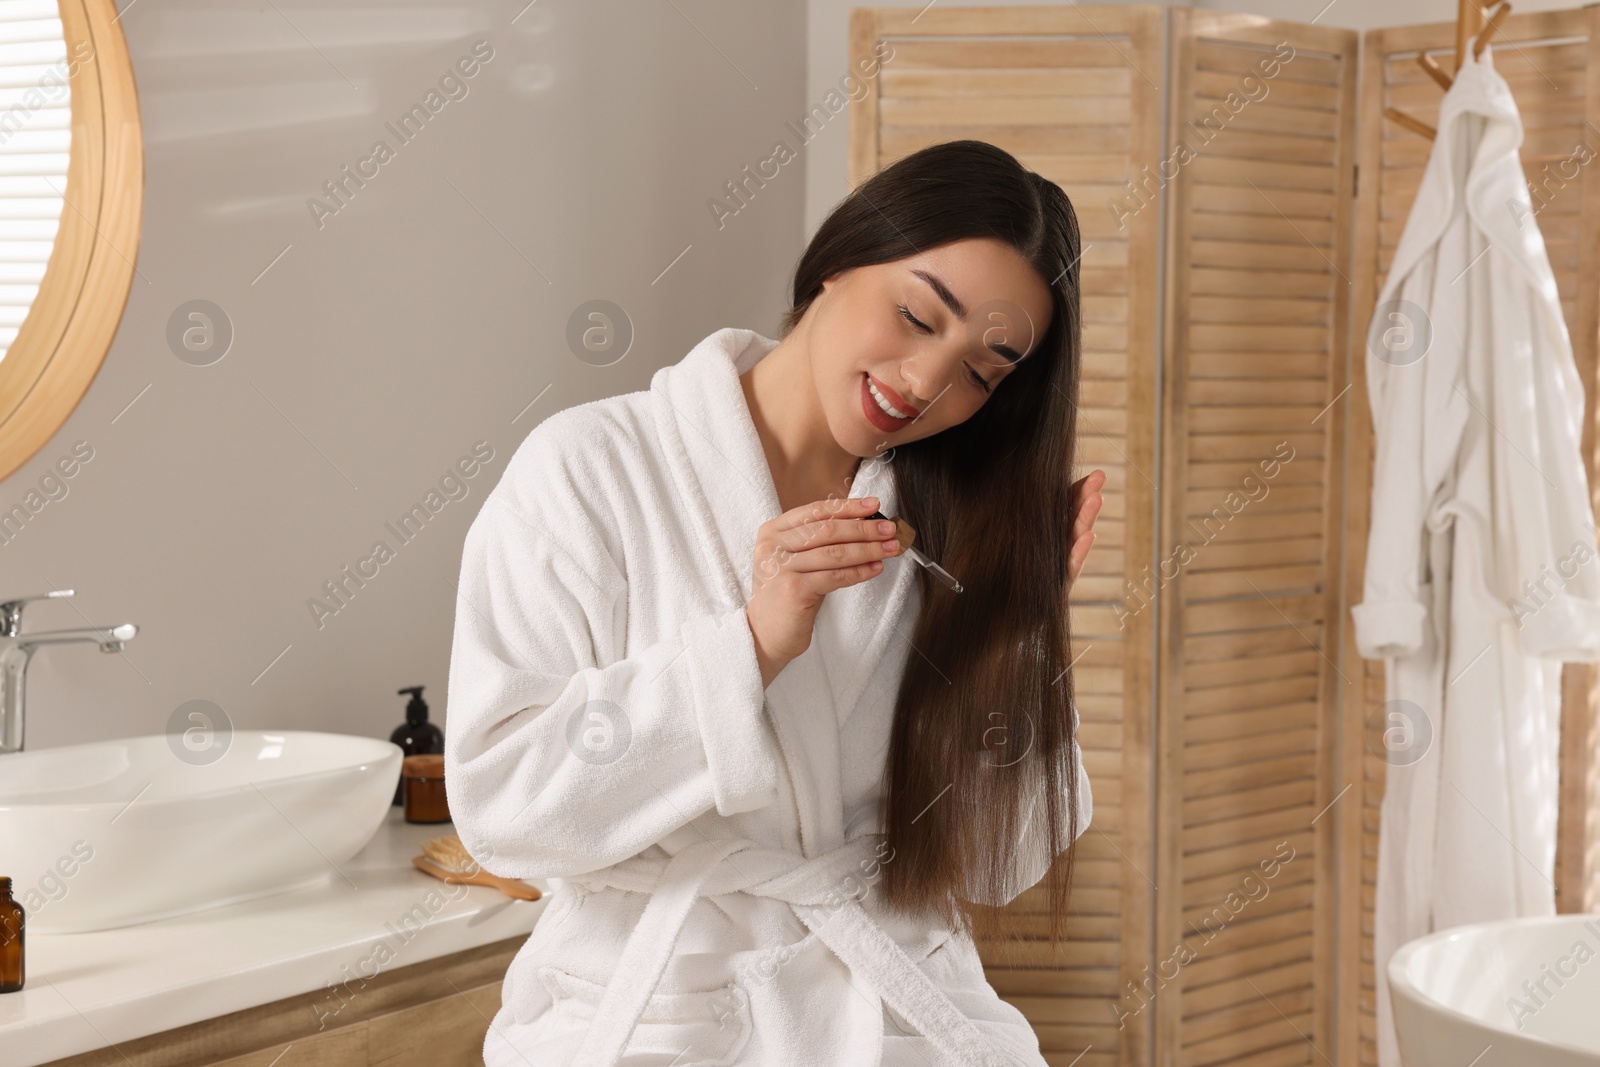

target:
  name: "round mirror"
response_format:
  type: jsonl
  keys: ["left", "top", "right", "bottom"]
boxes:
{"left": 0, "top": 0, "right": 141, "bottom": 484}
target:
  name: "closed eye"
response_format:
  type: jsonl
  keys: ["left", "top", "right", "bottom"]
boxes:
{"left": 897, "top": 304, "right": 993, "bottom": 394}
{"left": 897, "top": 303, "right": 930, "bottom": 334}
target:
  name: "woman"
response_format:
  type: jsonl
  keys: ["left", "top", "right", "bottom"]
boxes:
{"left": 446, "top": 139, "right": 1105, "bottom": 1067}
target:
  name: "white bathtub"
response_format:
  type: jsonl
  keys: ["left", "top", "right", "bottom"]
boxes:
{"left": 1389, "top": 913, "right": 1600, "bottom": 1066}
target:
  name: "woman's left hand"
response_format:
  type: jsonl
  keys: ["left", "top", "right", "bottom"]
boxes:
{"left": 1068, "top": 469, "right": 1106, "bottom": 593}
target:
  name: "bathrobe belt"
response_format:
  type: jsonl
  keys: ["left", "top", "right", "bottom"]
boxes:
{"left": 563, "top": 835, "right": 1018, "bottom": 1067}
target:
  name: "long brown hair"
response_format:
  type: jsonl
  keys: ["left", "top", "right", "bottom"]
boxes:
{"left": 780, "top": 140, "right": 1085, "bottom": 948}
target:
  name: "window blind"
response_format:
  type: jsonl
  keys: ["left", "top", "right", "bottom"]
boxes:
{"left": 0, "top": 0, "right": 70, "bottom": 367}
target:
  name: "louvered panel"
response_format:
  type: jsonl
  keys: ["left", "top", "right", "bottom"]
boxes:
{"left": 0, "top": 8, "right": 69, "bottom": 362}
{"left": 1343, "top": 9, "right": 1600, "bottom": 1066}
{"left": 850, "top": 7, "right": 1163, "bottom": 1065}
{"left": 1161, "top": 12, "right": 1356, "bottom": 1067}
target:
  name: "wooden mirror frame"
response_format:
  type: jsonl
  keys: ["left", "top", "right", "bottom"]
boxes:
{"left": 0, "top": 0, "right": 141, "bottom": 485}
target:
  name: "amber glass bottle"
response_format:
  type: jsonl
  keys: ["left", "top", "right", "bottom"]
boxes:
{"left": 402, "top": 754, "right": 451, "bottom": 824}
{"left": 0, "top": 876, "right": 23, "bottom": 993}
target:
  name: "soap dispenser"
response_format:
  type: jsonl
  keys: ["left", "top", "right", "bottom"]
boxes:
{"left": 390, "top": 686, "right": 444, "bottom": 805}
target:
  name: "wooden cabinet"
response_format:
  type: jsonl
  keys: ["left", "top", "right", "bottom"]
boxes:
{"left": 40, "top": 939, "right": 522, "bottom": 1067}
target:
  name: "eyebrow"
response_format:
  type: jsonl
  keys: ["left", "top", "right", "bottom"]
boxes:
{"left": 910, "top": 268, "right": 1025, "bottom": 364}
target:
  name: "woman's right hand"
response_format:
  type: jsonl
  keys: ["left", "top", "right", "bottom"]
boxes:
{"left": 746, "top": 495, "right": 902, "bottom": 687}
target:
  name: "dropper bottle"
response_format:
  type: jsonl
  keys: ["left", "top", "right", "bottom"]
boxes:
{"left": 0, "top": 876, "right": 23, "bottom": 993}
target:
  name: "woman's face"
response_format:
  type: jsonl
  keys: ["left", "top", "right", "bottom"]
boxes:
{"left": 804, "top": 236, "right": 1056, "bottom": 459}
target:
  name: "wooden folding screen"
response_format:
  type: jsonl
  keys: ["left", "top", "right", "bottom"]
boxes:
{"left": 848, "top": 8, "right": 1163, "bottom": 1065}
{"left": 1342, "top": 8, "right": 1600, "bottom": 1065}
{"left": 849, "top": 6, "right": 1599, "bottom": 1066}
{"left": 1159, "top": 11, "right": 1357, "bottom": 1067}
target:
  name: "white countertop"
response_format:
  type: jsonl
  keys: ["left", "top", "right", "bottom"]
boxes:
{"left": 0, "top": 806, "right": 547, "bottom": 1067}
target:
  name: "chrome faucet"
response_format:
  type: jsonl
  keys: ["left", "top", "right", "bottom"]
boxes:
{"left": 0, "top": 589, "right": 138, "bottom": 755}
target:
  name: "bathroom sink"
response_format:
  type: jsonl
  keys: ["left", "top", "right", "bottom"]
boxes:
{"left": 0, "top": 730, "right": 402, "bottom": 932}
{"left": 1389, "top": 912, "right": 1600, "bottom": 1066}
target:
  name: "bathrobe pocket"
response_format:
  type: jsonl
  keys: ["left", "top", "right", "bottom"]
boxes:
{"left": 496, "top": 883, "right": 586, "bottom": 1027}
{"left": 531, "top": 965, "right": 754, "bottom": 1066}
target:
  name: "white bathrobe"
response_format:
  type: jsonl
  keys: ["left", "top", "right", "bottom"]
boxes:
{"left": 1351, "top": 46, "right": 1600, "bottom": 1067}
{"left": 445, "top": 326, "right": 1093, "bottom": 1067}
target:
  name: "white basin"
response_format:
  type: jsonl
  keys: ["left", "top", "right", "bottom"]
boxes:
{"left": 0, "top": 730, "right": 402, "bottom": 932}
{"left": 1389, "top": 913, "right": 1600, "bottom": 1066}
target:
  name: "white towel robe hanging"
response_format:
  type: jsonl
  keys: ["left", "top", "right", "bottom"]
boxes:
{"left": 1351, "top": 46, "right": 1600, "bottom": 1067}
{"left": 445, "top": 326, "right": 1093, "bottom": 1067}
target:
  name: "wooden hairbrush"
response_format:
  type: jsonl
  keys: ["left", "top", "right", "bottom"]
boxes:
{"left": 411, "top": 833, "right": 542, "bottom": 901}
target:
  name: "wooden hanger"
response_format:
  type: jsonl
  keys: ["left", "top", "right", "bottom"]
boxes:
{"left": 1384, "top": 0, "right": 1512, "bottom": 141}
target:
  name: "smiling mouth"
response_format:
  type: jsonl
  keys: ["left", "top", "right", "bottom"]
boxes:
{"left": 865, "top": 373, "right": 919, "bottom": 419}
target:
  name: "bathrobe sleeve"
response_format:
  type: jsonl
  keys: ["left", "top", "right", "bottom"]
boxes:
{"left": 444, "top": 454, "right": 783, "bottom": 881}
{"left": 968, "top": 699, "right": 1094, "bottom": 908}
{"left": 1344, "top": 279, "right": 1459, "bottom": 662}
{"left": 1350, "top": 308, "right": 1437, "bottom": 661}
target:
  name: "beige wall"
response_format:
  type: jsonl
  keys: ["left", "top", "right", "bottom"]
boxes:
{"left": 1, "top": 0, "right": 805, "bottom": 750}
